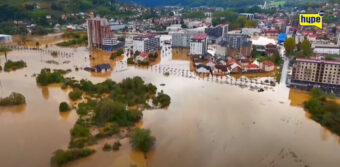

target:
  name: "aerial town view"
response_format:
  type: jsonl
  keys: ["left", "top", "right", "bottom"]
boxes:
{"left": 0, "top": 0, "right": 340, "bottom": 167}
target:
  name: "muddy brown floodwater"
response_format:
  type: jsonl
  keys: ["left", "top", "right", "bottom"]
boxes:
{"left": 0, "top": 46, "right": 340, "bottom": 167}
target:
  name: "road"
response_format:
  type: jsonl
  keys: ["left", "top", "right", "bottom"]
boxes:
{"left": 280, "top": 56, "right": 290, "bottom": 85}
{"left": 279, "top": 46, "right": 289, "bottom": 85}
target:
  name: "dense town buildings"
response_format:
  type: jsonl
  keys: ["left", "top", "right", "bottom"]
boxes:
{"left": 205, "top": 24, "right": 229, "bottom": 44}
{"left": 220, "top": 34, "right": 252, "bottom": 58}
{"left": 170, "top": 28, "right": 205, "bottom": 48}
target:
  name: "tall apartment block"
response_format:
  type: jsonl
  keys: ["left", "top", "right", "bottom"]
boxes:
{"left": 190, "top": 34, "right": 208, "bottom": 56}
{"left": 133, "top": 34, "right": 160, "bottom": 53}
{"left": 87, "top": 17, "right": 113, "bottom": 49}
{"left": 292, "top": 58, "right": 340, "bottom": 86}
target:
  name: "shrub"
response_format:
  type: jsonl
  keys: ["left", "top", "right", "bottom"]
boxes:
{"left": 112, "top": 141, "right": 121, "bottom": 151}
{"left": 127, "top": 57, "right": 134, "bottom": 64}
{"left": 138, "top": 60, "right": 149, "bottom": 66}
{"left": 94, "top": 99, "right": 126, "bottom": 125}
{"left": 69, "top": 136, "right": 96, "bottom": 148}
{"left": 304, "top": 88, "right": 340, "bottom": 135}
{"left": 102, "top": 143, "right": 112, "bottom": 151}
{"left": 36, "top": 69, "right": 65, "bottom": 86}
{"left": 95, "top": 123, "right": 119, "bottom": 139}
{"left": 110, "top": 49, "right": 124, "bottom": 60}
{"left": 153, "top": 93, "right": 171, "bottom": 108}
{"left": 69, "top": 88, "right": 82, "bottom": 101}
{"left": 0, "top": 92, "right": 26, "bottom": 106}
{"left": 50, "top": 149, "right": 95, "bottom": 167}
{"left": 59, "top": 102, "right": 71, "bottom": 112}
{"left": 70, "top": 124, "right": 91, "bottom": 138}
{"left": 131, "top": 129, "right": 155, "bottom": 155}
{"left": 4, "top": 60, "right": 27, "bottom": 72}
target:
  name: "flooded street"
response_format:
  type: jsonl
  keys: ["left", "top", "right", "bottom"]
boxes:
{"left": 1, "top": 45, "right": 340, "bottom": 167}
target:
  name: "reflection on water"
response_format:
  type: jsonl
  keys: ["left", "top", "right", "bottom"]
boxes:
{"left": 1, "top": 45, "right": 340, "bottom": 167}
{"left": 0, "top": 104, "right": 27, "bottom": 113}
{"left": 41, "top": 86, "right": 50, "bottom": 99}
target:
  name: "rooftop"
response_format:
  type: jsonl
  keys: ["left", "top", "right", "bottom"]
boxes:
{"left": 296, "top": 58, "right": 340, "bottom": 65}
{"left": 192, "top": 34, "right": 208, "bottom": 40}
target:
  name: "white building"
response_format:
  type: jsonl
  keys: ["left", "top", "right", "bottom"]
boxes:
{"left": 190, "top": 34, "right": 208, "bottom": 56}
{"left": 133, "top": 34, "right": 160, "bottom": 53}
{"left": 241, "top": 28, "right": 261, "bottom": 36}
{"left": 313, "top": 44, "right": 340, "bottom": 54}
{"left": 166, "top": 24, "right": 182, "bottom": 32}
{"left": 170, "top": 27, "right": 206, "bottom": 48}
{"left": 0, "top": 34, "right": 13, "bottom": 43}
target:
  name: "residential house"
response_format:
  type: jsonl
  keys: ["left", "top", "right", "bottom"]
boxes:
{"left": 262, "top": 61, "right": 275, "bottom": 72}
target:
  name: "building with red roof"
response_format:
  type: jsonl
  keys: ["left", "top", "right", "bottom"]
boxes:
{"left": 262, "top": 61, "right": 275, "bottom": 72}
{"left": 190, "top": 34, "right": 208, "bottom": 56}
{"left": 245, "top": 63, "right": 260, "bottom": 72}
{"left": 263, "top": 29, "right": 279, "bottom": 36}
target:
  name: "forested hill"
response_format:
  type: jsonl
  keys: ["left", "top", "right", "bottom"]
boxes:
{"left": 125, "top": 0, "right": 264, "bottom": 8}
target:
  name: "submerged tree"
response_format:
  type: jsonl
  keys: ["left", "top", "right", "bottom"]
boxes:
{"left": 131, "top": 129, "right": 155, "bottom": 158}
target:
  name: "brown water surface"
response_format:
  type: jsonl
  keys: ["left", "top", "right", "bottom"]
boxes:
{"left": 0, "top": 46, "right": 340, "bottom": 167}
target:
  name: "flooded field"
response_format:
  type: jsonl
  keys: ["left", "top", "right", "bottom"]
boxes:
{"left": 1, "top": 44, "right": 340, "bottom": 167}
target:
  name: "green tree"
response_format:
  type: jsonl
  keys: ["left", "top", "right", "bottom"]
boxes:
{"left": 131, "top": 129, "right": 155, "bottom": 157}
{"left": 59, "top": 102, "right": 71, "bottom": 112}
{"left": 299, "top": 39, "right": 312, "bottom": 57}
{"left": 69, "top": 88, "right": 82, "bottom": 101}
{"left": 245, "top": 20, "right": 258, "bottom": 28}
{"left": 0, "top": 92, "right": 26, "bottom": 106}
{"left": 284, "top": 37, "right": 296, "bottom": 56}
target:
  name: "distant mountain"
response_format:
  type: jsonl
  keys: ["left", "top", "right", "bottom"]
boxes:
{"left": 126, "top": 0, "right": 264, "bottom": 7}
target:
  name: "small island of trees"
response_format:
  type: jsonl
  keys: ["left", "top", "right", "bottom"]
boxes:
{"left": 0, "top": 92, "right": 26, "bottom": 106}
{"left": 131, "top": 128, "right": 156, "bottom": 158}
{"left": 59, "top": 102, "right": 71, "bottom": 112}
{"left": 36, "top": 69, "right": 169, "bottom": 166}
{"left": 4, "top": 60, "right": 27, "bottom": 72}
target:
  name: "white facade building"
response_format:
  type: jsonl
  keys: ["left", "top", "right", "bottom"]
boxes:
{"left": 133, "top": 40, "right": 145, "bottom": 53}
{"left": 190, "top": 34, "right": 208, "bottom": 55}
{"left": 313, "top": 45, "right": 340, "bottom": 55}
{"left": 0, "top": 34, "right": 13, "bottom": 43}
{"left": 133, "top": 34, "right": 160, "bottom": 53}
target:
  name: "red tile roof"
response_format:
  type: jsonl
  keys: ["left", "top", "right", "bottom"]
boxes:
{"left": 192, "top": 34, "right": 208, "bottom": 40}
{"left": 296, "top": 58, "right": 340, "bottom": 65}
{"left": 246, "top": 64, "right": 259, "bottom": 69}
{"left": 264, "top": 29, "right": 279, "bottom": 34}
{"left": 263, "top": 61, "right": 274, "bottom": 67}
{"left": 141, "top": 52, "right": 148, "bottom": 57}
{"left": 227, "top": 59, "right": 237, "bottom": 65}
